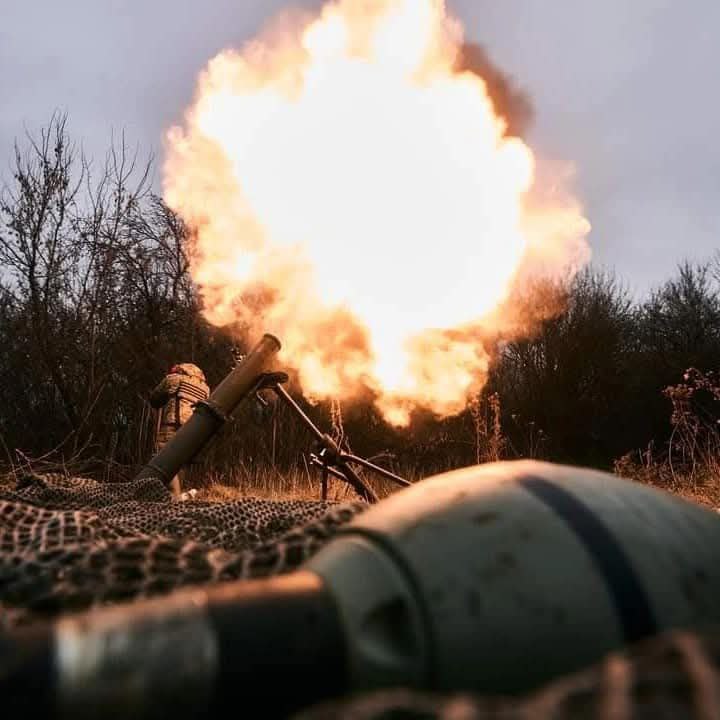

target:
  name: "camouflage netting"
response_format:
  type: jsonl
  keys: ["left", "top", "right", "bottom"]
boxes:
{"left": 0, "top": 472, "right": 368, "bottom": 626}
{"left": 1, "top": 472, "right": 719, "bottom": 718}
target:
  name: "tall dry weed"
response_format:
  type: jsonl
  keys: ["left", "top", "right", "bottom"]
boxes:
{"left": 615, "top": 368, "right": 720, "bottom": 507}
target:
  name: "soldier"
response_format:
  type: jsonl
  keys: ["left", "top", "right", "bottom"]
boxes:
{"left": 148, "top": 363, "right": 210, "bottom": 498}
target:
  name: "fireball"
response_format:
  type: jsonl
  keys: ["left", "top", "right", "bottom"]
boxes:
{"left": 163, "top": 0, "right": 591, "bottom": 426}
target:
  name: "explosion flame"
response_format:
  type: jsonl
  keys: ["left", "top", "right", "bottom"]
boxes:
{"left": 163, "top": 0, "right": 591, "bottom": 426}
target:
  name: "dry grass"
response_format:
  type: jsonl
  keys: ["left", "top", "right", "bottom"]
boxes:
{"left": 193, "top": 467, "right": 352, "bottom": 503}
{"left": 614, "top": 451, "right": 720, "bottom": 509}
{"left": 193, "top": 374, "right": 720, "bottom": 511}
{"left": 3, "top": 369, "right": 718, "bottom": 512}
{"left": 614, "top": 368, "right": 720, "bottom": 509}
{"left": 190, "top": 464, "right": 426, "bottom": 503}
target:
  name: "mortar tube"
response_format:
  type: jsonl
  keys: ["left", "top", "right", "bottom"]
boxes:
{"left": 135, "top": 333, "right": 281, "bottom": 486}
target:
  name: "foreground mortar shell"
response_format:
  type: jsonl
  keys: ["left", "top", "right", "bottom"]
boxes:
{"left": 306, "top": 459, "right": 720, "bottom": 696}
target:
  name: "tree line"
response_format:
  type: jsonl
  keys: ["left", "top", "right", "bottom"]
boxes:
{"left": 1, "top": 114, "right": 718, "bottom": 491}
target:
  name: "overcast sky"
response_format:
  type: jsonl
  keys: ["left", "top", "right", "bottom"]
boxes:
{"left": 1, "top": 0, "right": 718, "bottom": 297}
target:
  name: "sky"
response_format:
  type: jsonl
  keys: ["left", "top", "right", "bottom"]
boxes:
{"left": 1, "top": 0, "right": 718, "bottom": 298}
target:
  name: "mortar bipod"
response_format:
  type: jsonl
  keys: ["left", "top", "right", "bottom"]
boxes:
{"left": 253, "top": 372, "right": 412, "bottom": 503}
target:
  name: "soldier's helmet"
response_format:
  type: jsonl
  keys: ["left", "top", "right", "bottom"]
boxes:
{"left": 169, "top": 363, "right": 207, "bottom": 383}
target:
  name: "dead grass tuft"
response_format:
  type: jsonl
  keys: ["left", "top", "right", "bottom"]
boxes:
{"left": 614, "top": 368, "right": 720, "bottom": 509}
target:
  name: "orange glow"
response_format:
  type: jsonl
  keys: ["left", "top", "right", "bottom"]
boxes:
{"left": 163, "top": 0, "right": 591, "bottom": 426}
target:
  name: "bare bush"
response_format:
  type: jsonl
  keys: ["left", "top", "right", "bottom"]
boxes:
{"left": 0, "top": 113, "right": 234, "bottom": 473}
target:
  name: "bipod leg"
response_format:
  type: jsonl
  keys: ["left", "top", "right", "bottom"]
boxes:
{"left": 336, "top": 460, "right": 378, "bottom": 504}
{"left": 266, "top": 378, "right": 379, "bottom": 503}
{"left": 321, "top": 464, "right": 328, "bottom": 501}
